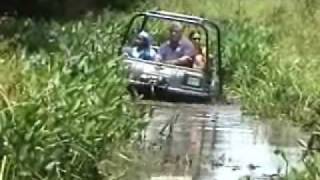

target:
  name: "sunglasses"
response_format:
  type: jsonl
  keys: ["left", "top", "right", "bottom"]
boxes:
{"left": 192, "top": 37, "right": 201, "bottom": 41}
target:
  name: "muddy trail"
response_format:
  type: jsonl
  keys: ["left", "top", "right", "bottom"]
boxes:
{"left": 136, "top": 101, "right": 307, "bottom": 180}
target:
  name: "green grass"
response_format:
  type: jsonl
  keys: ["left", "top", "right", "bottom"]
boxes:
{"left": 0, "top": 12, "right": 149, "bottom": 179}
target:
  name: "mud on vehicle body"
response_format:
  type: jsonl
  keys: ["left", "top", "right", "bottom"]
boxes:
{"left": 119, "top": 11, "right": 223, "bottom": 102}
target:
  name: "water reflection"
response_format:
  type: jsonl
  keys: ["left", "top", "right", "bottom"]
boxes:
{"left": 130, "top": 102, "right": 307, "bottom": 180}
{"left": 200, "top": 107, "right": 306, "bottom": 180}
{"left": 141, "top": 102, "right": 213, "bottom": 179}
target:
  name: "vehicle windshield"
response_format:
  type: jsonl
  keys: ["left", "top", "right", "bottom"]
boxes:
{"left": 121, "top": 17, "right": 211, "bottom": 71}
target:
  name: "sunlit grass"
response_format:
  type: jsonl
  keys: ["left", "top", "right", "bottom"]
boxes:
{"left": 0, "top": 13, "right": 148, "bottom": 179}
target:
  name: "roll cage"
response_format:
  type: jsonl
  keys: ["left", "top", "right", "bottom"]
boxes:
{"left": 119, "top": 10, "right": 223, "bottom": 97}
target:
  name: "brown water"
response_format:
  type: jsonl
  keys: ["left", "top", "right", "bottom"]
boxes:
{"left": 136, "top": 101, "right": 307, "bottom": 180}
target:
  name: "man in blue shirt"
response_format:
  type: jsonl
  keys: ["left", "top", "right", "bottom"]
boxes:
{"left": 156, "top": 22, "right": 196, "bottom": 67}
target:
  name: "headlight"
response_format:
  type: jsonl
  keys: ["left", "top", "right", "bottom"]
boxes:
{"left": 139, "top": 74, "right": 159, "bottom": 82}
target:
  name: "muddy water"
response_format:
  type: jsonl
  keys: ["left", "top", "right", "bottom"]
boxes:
{"left": 142, "top": 102, "right": 212, "bottom": 179}
{"left": 199, "top": 105, "right": 306, "bottom": 180}
{"left": 138, "top": 101, "right": 307, "bottom": 180}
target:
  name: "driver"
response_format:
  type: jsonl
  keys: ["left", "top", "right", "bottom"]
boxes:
{"left": 156, "top": 22, "right": 196, "bottom": 68}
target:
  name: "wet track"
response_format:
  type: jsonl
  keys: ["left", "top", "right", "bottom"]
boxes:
{"left": 137, "top": 101, "right": 306, "bottom": 180}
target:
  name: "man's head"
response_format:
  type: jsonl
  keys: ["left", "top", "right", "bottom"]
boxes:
{"left": 169, "top": 22, "right": 184, "bottom": 44}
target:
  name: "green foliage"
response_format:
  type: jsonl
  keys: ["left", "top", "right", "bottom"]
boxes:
{"left": 221, "top": 19, "right": 320, "bottom": 127}
{"left": 0, "top": 13, "right": 147, "bottom": 180}
{"left": 222, "top": 20, "right": 274, "bottom": 89}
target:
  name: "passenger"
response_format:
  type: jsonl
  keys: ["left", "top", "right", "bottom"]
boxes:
{"left": 156, "top": 22, "right": 196, "bottom": 68}
{"left": 188, "top": 30, "right": 206, "bottom": 70}
{"left": 123, "top": 31, "right": 156, "bottom": 61}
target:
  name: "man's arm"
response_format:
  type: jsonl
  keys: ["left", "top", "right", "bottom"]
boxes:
{"left": 170, "top": 40, "right": 195, "bottom": 66}
{"left": 168, "top": 56, "right": 192, "bottom": 66}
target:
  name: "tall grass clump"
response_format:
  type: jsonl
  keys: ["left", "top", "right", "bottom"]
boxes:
{"left": 0, "top": 12, "right": 147, "bottom": 179}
